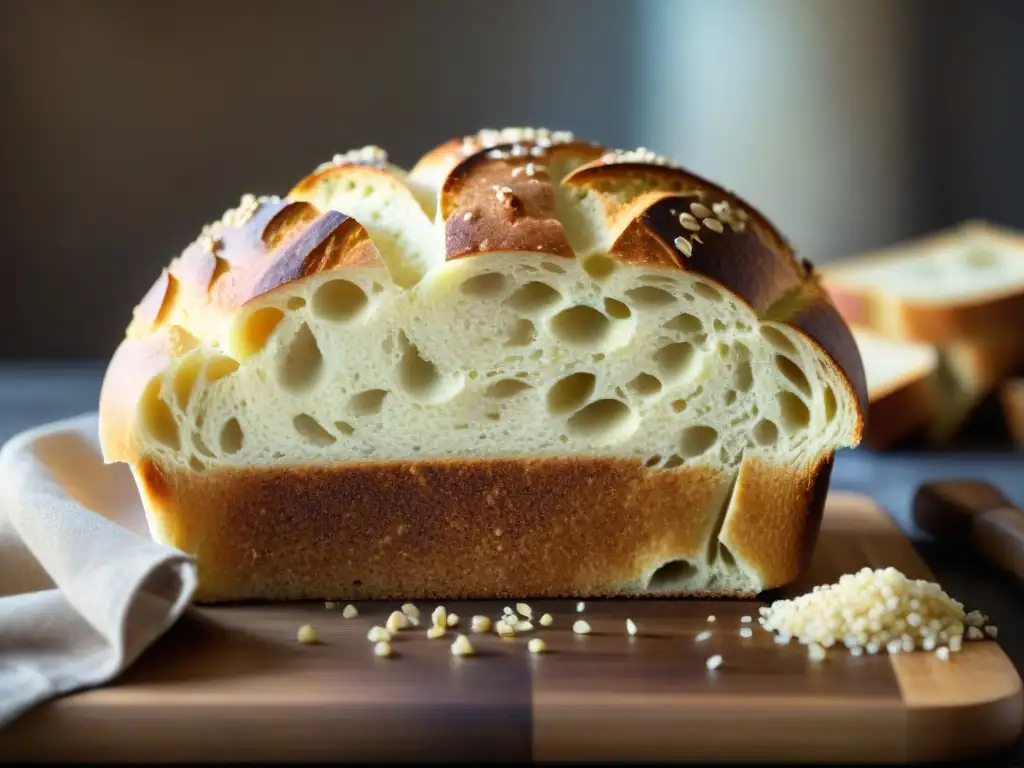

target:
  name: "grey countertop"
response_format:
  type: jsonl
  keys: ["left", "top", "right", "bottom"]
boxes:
{"left": 2, "top": 361, "right": 1022, "bottom": 765}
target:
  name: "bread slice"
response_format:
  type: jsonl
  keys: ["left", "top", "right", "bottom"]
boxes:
{"left": 1001, "top": 378, "right": 1024, "bottom": 449}
{"left": 822, "top": 221, "right": 1024, "bottom": 443}
{"left": 98, "top": 128, "right": 867, "bottom": 603}
{"left": 851, "top": 328, "right": 940, "bottom": 450}
{"left": 820, "top": 220, "right": 1024, "bottom": 345}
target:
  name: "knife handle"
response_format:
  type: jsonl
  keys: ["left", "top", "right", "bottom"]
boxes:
{"left": 913, "top": 480, "right": 1024, "bottom": 585}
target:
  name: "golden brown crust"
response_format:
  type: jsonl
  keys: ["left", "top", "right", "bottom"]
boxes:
{"left": 441, "top": 145, "right": 574, "bottom": 261}
{"left": 721, "top": 454, "right": 833, "bottom": 588}
{"left": 133, "top": 454, "right": 833, "bottom": 603}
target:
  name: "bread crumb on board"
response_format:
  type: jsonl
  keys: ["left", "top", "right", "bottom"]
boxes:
{"left": 705, "top": 654, "right": 723, "bottom": 671}
{"left": 539, "top": 613, "right": 553, "bottom": 627}
{"left": 626, "top": 618, "right": 638, "bottom": 636}
{"left": 573, "top": 619, "right": 592, "bottom": 635}
{"left": 367, "top": 626, "right": 391, "bottom": 643}
{"left": 342, "top": 603, "right": 359, "bottom": 619}
{"left": 374, "top": 640, "right": 393, "bottom": 658}
{"left": 296, "top": 624, "right": 319, "bottom": 644}
{"left": 759, "top": 566, "right": 996, "bottom": 658}
{"left": 386, "top": 610, "right": 409, "bottom": 633}
{"left": 471, "top": 615, "right": 492, "bottom": 633}
{"left": 451, "top": 634, "right": 475, "bottom": 656}
{"left": 528, "top": 638, "right": 547, "bottom": 654}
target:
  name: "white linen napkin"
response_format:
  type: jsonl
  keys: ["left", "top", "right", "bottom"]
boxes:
{"left": 0, "top": 413, "right": 196, "bottom": 728}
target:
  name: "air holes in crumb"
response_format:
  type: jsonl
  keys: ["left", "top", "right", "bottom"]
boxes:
{"left": 778, "top": 391, "right": 810, "bottom": 431}
{"left": 205, "top": 355, "right": 240, "bottom": 383}
{"left": 654, "top": 342, "right": 698, "bottom": 381}
{"left": 547, "top": 372, "right": 596, "bottom": 414}
{"left": 671, "top": 399, "right": 687, "bottom": 413}
{"left": 626, "top": 373, "right": 662, "bottom": 397}
{"left": 505, "top": 281, "right": 562, "bottom": 313}
{"left": 140, "top": 378, "right": 179, "bottom": 450}
{"left": 583, "top": 254, "right": 616, "bottom": 280}
{"left": 566, "top": 400, "right": 636, "bottom": 444}
{"left": 335, "top": 421, "right": 355, "bottom": 435}
{"left": 692, "top": 282, "right": 723, "bottom": 302}
{"left": 192, "top": 432, "right": 214, "bottom": 458}
{"left": 734, "top": 361, "right": 754, "bottom": 392}
{"left": 287, "top": 297, "right": 306, "bottom": 310}
{"left": 625, "top": 285, "right": 676, "bottom": 308}
{"left": 172, "top": 357, "right": 203, "bottom": 409}
{"left": 724, "top": 390, "right": 737, "bottom": 406}
{"left": 460, "top": 272, "right": 508, "bottom": 298}
{"left": 219, "top": 418, "right": 243, "bottom": 454}
{"left": 761, "top": 325, "right": 797, "bottom": 354}
{"left": 397, "top": 332, "right": 460, "bottom": 403}
{"left": 679, "top": 425, "right": 718, "bottom": 458}
{"left": 775, "top": 355, "right": 811, "bottom": 396}
{"left": 504, "top": 318, "right": 536, "bottom": 347}
{"left": 349, "top": 389, "right": 388, "bottom": 416}
{"left": 664, "top": 313, "right": 703, "bottom": 333}
{"left": 311, "top": 279, "right": 368, "bottom": 323}
{"left": 550, "top": 306, "right": 610, "bottom": 347}
{"left": 648, "top": 560, "right": 698, "bottom": 591}
{"left": 277, "top": 323, "right": 323, "bottom": 393}
{"left": 753, "top": 419, "right": 779, "bottom": 446}
{"left": 645, "top": 455, "right": 662, "bottom": 468}
{"left": 603, "top": 298, "right": 632, "bottom": 319}
{"left": 189, "top": 456, "right": 205, "bottom": 472}
{"left": 541, "top": 261, "right": 567, "bottom": 274}
{"left": 235, "top": 306, "right": 284, "bottom": 358}
{"left": 485, "top": 379, "right": 532, "bottom": 399}
{"left": 293, "top": 414, "right": 336, "bottom": 446}
{"left": 824, "top": 386, "right": 837, "bottom": 422}
{"left": 663, "top": 455, "right": 684, "bottom": 469}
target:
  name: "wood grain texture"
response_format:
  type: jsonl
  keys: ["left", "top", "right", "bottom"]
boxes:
{"left": 0, "top": 492, "right": 1020, "bottom": 763}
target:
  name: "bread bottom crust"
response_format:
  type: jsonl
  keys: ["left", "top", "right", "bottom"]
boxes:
{"left": 133, "top": 454, "right": 834, "bottom": 604}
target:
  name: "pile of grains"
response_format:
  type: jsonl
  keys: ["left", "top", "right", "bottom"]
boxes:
{"left": 759, "top": 567, "right": 995, "bottom": 658}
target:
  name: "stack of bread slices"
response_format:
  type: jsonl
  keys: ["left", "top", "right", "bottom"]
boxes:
{"left": 820, "top": 221, "right": 1024, "bottom": 450}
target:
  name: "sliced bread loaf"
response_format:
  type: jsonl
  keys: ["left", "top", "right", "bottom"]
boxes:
{"left": 99, "top": 128, "right": 867, "bottom": 603}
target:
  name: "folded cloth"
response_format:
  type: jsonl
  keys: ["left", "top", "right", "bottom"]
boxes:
{"left": 0, "top": 413, "right": 195, "bottom": 729}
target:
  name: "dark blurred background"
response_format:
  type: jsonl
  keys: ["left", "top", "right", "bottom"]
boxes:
{"left": 1, "top": 0, "right": 1021, "bottom": 360}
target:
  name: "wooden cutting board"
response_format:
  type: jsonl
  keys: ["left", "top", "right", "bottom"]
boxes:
{"left": 1, "top": 491, "right": 1020, "bottom": 763}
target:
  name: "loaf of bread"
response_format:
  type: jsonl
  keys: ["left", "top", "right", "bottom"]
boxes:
{"left": 98, "top": 128, "right": 867, "bottom": 603}
{"left": 852, "top": 328, "right": 940, "bottom": 450}
{"left": 823, "top": 221, "right": 1024, "bottom": 443}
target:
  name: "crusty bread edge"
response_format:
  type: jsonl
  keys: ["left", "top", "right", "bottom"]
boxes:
{"left": 132, "top": 452, "right": 834, "bottom": 603}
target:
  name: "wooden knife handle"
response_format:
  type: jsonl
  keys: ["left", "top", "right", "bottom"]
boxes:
{"left": 913, "top": 480, "right": 1024, "bottom": 585}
